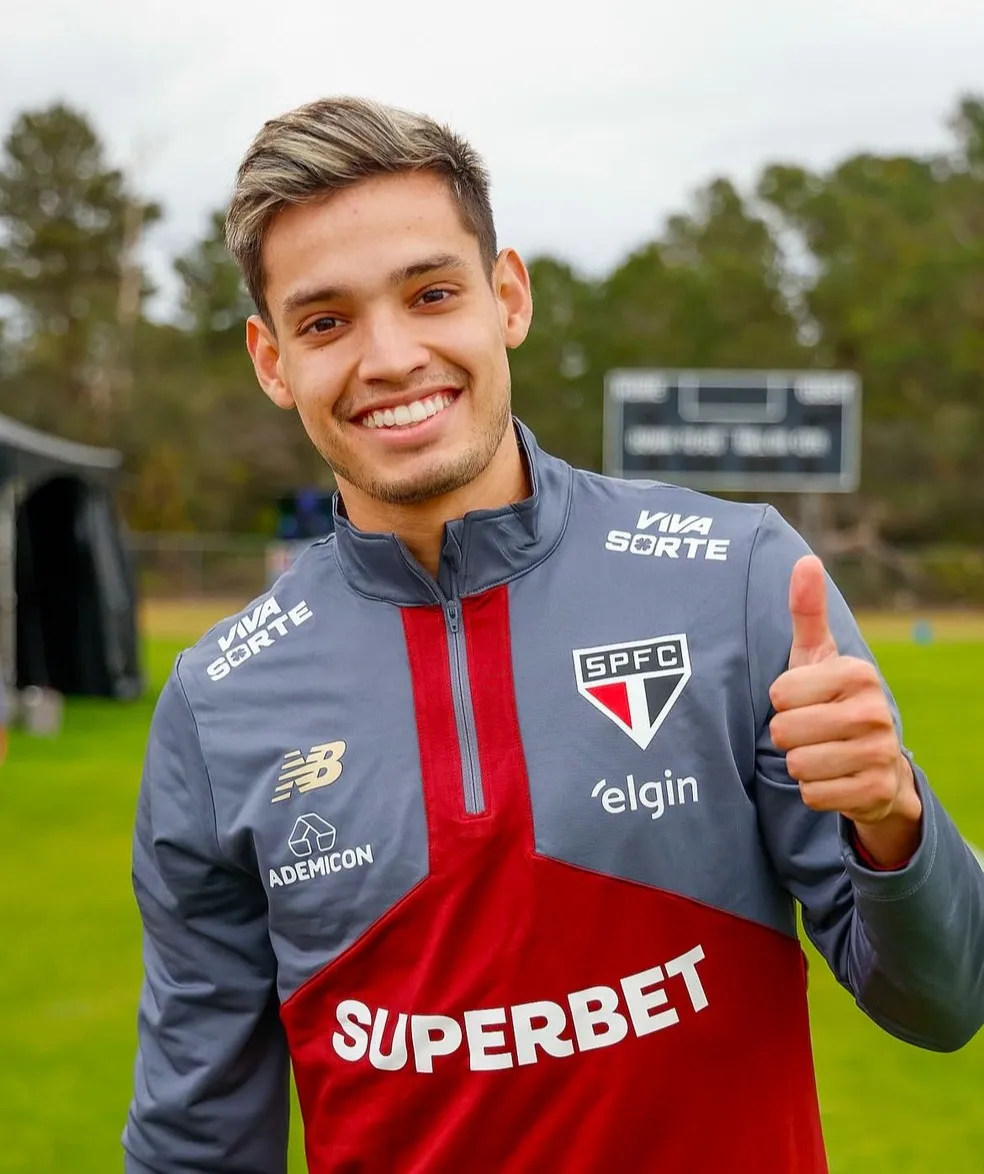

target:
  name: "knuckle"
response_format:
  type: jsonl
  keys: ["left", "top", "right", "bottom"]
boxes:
{"left": 874, "top": 737, "right": 899, "bottom": 768}
{"left": 799, "top": 785, "right": 823, "bottom": 811}
{"left": 839, "top": 697, "right": 865, "bottom": 730}
{"left": 800, "top": 784, "right": 836, "bottom": 813}
{"left": 844, "top": 690, "right": 890, "bottom": 732}
{"left": 861, "top": 696, "right": 891, "bottom": 729}
{"left": 862, "top": 770, "right": 893, "bottom": 805}
{"left": 859, "top": 726, "right": 896, "bottom": 762}
{"left": 770, "top": 716, "right": 790, "bottom": 749}
{"left": 843, "top": 657, "right": 877, "bottom": 689}
{"left": 786, "top": 747, "right": 810, "bottom": 780}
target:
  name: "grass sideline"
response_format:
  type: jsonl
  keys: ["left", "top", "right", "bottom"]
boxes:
{"left": 141, "top": 598, "right": 984, "bottom": 644}
{"left": 1, "top": 604, "right": 982, "bottom": 1172}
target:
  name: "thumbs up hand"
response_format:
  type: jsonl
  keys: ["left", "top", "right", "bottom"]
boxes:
{"left": 769, "top": 556, "right": 922, "bottom": 868}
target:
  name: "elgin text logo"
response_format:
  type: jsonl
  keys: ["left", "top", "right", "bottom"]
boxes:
{"left": 206, "top": 595, "right": 314, "bottom": 681}
{"left": 272, "top": 741, "right": 346, "bottom": 803}
{"left": 573, "top": 635, "right": 691, "bottom": 750}
{"left": 605, "top": 511, "right": 731, "bottom": 562}
{"left": 591, "top": 771, "right": 699, "bottom": 821}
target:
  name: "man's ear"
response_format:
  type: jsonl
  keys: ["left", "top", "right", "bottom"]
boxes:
{"left": 246, "top": 315, "right": 295, "bottom": 409}
{"left": 494, "top": 248, "right": 533, "bottom": 350}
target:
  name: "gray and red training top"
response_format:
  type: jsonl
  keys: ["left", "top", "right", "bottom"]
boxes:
{"left": 124, "top": 422, "right": 984, "bottom": 1174}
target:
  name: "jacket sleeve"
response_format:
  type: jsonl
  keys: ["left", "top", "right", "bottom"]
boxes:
{"left": 746, "top": 505, "right": 984, "bottom": 1052}
{"left": 123, "top": 659, "right": 290, "bottom": 1173}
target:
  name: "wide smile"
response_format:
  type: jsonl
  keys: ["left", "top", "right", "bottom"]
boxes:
{"left": 358, "top": 390, "right": 458, "bottom": 431}
{"left": 352, "top": 389, "right": 461, "bottom": 447}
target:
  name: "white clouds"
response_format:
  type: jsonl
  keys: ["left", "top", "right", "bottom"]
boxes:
{"left": 1, "top": 0, "right": 982, "bottom": 311}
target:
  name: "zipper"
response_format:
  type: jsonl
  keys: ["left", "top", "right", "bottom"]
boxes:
{"left": 443, "top": 598, "right": 485, "bottom": 816}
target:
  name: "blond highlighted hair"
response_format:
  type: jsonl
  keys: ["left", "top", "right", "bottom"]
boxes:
{"left": 226, "top": 96, "right": 498, "bottom": 322}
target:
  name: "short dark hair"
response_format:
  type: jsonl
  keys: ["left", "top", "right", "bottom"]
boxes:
{"left": 226, "top": 96, "right": 498, "bottom": 322}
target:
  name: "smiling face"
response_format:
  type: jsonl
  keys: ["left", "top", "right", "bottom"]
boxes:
{"left": 247, "top": 171, "right": 533, "bottom": 515}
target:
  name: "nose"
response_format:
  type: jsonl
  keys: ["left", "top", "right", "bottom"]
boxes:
{"left": 356, "top": 306, "right": 430, "bottom": 385}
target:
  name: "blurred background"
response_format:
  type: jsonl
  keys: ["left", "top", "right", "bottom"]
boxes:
{"left": 1, "top": 0, "right": 982, "bottom": 1170}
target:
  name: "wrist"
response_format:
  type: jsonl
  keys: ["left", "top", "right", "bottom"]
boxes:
{"left": 852, "top": 756, "right": 923, "bottom": 868}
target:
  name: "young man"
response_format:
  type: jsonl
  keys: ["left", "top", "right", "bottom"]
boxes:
{"left": 124, "top": 98, "right": 984, "bottom": 1174}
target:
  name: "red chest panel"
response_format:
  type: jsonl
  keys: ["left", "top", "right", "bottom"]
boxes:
{"left": 281, "top": 587, "right": 827, "bottom": 1173}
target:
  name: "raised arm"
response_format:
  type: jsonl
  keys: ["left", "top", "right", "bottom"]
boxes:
{"left": 747, "top": 506, "right": 984, "bottom": 1052}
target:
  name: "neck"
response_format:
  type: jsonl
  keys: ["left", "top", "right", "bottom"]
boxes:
{"left": 338, "top": 427, "right": 529, "bottom": 578}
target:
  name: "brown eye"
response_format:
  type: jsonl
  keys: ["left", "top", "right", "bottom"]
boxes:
{"left": 417, "top": 288, "right": 452, "bottom": 306}
{"left": 306, "top": 316, "right": 340, "bottom": 335}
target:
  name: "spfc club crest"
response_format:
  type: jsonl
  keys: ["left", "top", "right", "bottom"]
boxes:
{"left": 573, "top": 635, "right": 691, "bottom": 750}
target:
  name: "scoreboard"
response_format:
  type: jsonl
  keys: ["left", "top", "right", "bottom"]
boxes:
{"left": 603, "top": 369, "right": 861, "bottom": 492}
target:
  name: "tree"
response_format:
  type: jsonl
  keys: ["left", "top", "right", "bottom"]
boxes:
{"left": 173, "top": 209, "right": 254, "bottom": 352}
{"left": 118, "top": 207, "right": 331, "bottom": 532}
{"left": 0, "top": 103, "right": 160, "bottom": 441}
{"left": 758, "top": 95, "right": 984, "bottom": 547}
{"left": 601, "top": 177, "right": 806, "bottom": 372}
{"left": 509, "top": 257, "right": 603, "bottom": 470}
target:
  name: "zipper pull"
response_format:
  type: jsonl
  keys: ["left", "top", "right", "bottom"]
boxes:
{"left": 445, "top": 600, "right": 459, "bottom": 633}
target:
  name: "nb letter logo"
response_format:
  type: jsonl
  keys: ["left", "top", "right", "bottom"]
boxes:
{"left": 272, "top": 741, "right": 346, "bottom": 803}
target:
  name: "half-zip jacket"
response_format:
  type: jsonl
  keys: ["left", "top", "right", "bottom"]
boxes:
{"left": 124, "top": 422, "right": 984, "bottom": 1174}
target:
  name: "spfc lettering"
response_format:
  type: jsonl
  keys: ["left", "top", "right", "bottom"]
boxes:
{"left": 573, "top": 635, "right": 691, "bottom": 750}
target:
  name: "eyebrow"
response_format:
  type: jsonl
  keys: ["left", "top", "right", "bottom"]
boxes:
{"left": 281, "top": 252, "right": 470, "bottom": 317}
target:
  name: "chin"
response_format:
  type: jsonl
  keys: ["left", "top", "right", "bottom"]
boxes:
{"left": 368, "top": 451, "right": 487, "bottom": 507}
{"left": 373, "top": 471, "right": 471, "bottom": 507}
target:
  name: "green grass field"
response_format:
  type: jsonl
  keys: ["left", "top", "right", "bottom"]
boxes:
{"left": 1, "top": 610, "right": 982, "bottom": 1172}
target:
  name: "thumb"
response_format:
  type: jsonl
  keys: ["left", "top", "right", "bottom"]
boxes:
{"left": 788, "top": 555, "right": 838, "bottom": 669}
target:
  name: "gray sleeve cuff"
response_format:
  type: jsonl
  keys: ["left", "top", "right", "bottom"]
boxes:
{"left": 123, "top": 1152, "right": 161, "bottom": 1174}
{"left": 838, "top": 765, "right": 938, "bottom": 900}
{"left": 837, "top": 764, "right": 984, "bottom": 1051}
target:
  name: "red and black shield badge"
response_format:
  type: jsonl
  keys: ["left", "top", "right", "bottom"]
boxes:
{"left": 573, "top": 635, "right": 691, "bottom": 750}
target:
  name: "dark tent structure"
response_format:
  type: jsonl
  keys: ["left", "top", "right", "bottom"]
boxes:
{"left": 0, "top": 415, "right": 140, "bottom": 702}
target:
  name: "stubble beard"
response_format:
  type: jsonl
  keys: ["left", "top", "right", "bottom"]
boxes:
{"left": 324, "top": 393, "right": 513, "bottom": 507}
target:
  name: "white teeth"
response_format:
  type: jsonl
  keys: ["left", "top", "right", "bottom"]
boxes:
{"left": 361, "top": 392, "right": 455, "bottom": 430}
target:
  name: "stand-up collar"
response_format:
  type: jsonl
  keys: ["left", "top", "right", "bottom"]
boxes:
{"left": 331, "top": 420, "right": 573, "bottom": 606}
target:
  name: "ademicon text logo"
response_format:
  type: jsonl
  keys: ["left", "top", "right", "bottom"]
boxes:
{"left": 267, "top": 813, "right": 375, "bottom": 890}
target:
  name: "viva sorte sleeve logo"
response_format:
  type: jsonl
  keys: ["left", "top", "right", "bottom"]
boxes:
{"left": 573, "top": 635, "right": 691, "bottom": 749}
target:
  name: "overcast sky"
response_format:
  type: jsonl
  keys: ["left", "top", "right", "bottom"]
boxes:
{"left": 2, "top": 0, "right": 983, "bottom": 315}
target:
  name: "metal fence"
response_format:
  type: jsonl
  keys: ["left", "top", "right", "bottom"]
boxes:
{"left": 126, "top": 530, "right": 984, "bottom": 608}
{"left": 127, "top": 532, "right": 276, "bottom": 599}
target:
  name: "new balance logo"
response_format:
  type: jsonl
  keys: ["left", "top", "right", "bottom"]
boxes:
{"left": 272, "top": 741, "right": 346, "bottom": 803}
{"left": 573, "top": 635, "right": 691, "bottom": 750}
